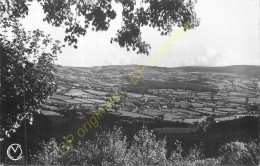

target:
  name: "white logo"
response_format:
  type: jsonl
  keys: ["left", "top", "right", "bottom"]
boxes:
{"left": 7, "top": 143, "right": 23, "bottom": 161}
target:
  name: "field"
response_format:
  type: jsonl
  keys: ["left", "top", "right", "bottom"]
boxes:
{"left": 172, "top": 109, "right": 201, "bottom": 116}
{"left": 118, "top": 110, "right": 153, "bottom": 119}
{"left": 83, "top": 89, "right": 108, "bottom": 96}
{"left": 43, "top": 65, "right": 260, "bottom": 126}
{"left": 139, "top": 110, "right": 162, "bottom": 117}
{"left": 65, "top": 89, "right": 86, "bottom": 96}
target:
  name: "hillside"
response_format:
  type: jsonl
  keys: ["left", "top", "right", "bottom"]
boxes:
{"left": 176, "top": 65, "right": 260, "bottom": 74}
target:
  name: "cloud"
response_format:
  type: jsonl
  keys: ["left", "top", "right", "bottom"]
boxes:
{"left": 191, "top": 46, "right": 221, "bottom": 66}
{"left": 103, "top": 53, "right": 132, "bottom": 66}
{"left": 191, "top": 46, "right": 260, "bottom": 67}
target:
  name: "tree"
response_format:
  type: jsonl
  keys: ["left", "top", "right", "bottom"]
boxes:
{"left": 245, "top": 97, "right": 249, "bottom": 104}
{"left": 31, "top": 127, "right": 222, "bottom": 165}
{"left": 0, "top": 15, "right": 63, "bottom": 139}
{"left": 31, "top": 138, "right": 62, "bottom": 165}
{"left": 128, "top": 127, "right": 167, "bottom": 165}
{"left": 0, "top": 0, "right": 199, "bottom": 55}
{"left": 245, "top": 96, "right": 249, "bottom": 111}
{"left": 231, "top": 79, "right": 234, "bottom": 90}
{"left": 219, "top": 141, "right": 260, "bottom": 165}
{"left": 65, "top": 126, "right": 128, "bottom": 165}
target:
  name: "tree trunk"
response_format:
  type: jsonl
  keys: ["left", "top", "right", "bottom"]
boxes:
{"left": 0, "top": 45, "right": 3, "bottom": 163}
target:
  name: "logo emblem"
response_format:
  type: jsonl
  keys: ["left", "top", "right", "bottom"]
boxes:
{"left": 7, "top": 143, "right": 23, "bottom": 161}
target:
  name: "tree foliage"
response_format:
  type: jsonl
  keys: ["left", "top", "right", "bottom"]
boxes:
{"left": 128, "top": 128, "right": 167, "bottom": 165}
{"left": 0, "top": 0, "right": 199, "bottom": 55}
{"left": 0, "top": 15, "right": 63, "bottom": 139}
{"left": 219, "top": 141, "right": 260, "bottom": 165}
{"left": 30, "top": 127, "right": 221, "bottom": 166}
{"left": 7, "top": 127, "right": 259, "bottom": 165}
{"left": 31, "top": 138, "right": 61, "bottom": 165}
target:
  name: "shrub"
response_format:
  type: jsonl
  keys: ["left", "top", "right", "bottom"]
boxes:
{"left": 169, "top": 141, "right": 220, "bottom": 166}
{"left": 30, "top": 127, "right": 237, "bottom": 166}
{"left": 31, "top": 138, "right": 62, "bottom": 165}
{"left": 127, "top": 127, "right": 167, "bottom": 166}
{"left": 219, "top": 140, "right": 260, "bottom": 165}
{"left": 62, "top": 126, "right": 129, "bottom": 165}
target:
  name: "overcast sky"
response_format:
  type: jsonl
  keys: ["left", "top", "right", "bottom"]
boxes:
{"left": 21, "top": 0, "right": 260, "bottom": 67}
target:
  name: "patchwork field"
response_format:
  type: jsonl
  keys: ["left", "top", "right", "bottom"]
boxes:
{"left": 42, "top": 65, "right": 260, "bottom": 126}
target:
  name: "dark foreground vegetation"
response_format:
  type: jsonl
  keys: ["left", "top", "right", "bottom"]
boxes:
{"left": 3, "top": 116, "right": 260, "bottom": 166}
{"left": 5, "top": 126, "right": 259, "bottom": 166}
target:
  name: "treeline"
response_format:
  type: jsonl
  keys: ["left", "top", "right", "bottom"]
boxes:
{"left": 124, "top": 80, "right": 218, "bottom": 94}
{"left": 5, "top": 126, "right": 259, "bottom": 166}
{"left": 162, "top": 116, "right": 259, "bottom": 158}
{"left": 2, "top": 114, "right": 259, "bottom": 165}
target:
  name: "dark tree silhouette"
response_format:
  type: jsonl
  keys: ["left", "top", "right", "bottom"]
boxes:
{"left": 0, "top": 16, "right": 63, "bottom": 139}
{"left": 0, "top": 0, "right": 199, "bottom": 55}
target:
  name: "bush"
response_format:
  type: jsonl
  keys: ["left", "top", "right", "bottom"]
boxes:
{"left": 219, "top": 140, "right": 260, "bottom": 165}
{"left": 50, "top": 126, "right": 128, "bottom": 165}
{"left": 81, "top": 126, "right": 129, "bottom": 166}
{"left": 127, "top": 127, "right": 167, "bottom": 166}
{"left": 31, "top": 138, "right": 62, "bottom": 165}
{"left": 169, "top": 141, "right": 220, "bottom": 166}
{"left": 31, "top": 127, "right": 223, "bottom": 166}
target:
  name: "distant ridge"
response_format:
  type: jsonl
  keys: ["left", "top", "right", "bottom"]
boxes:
{"left": 175, "top": 65, "right": 260, "bottom": 74}
{"left": 55, "top": 64, "right": 260, "bottom": 74}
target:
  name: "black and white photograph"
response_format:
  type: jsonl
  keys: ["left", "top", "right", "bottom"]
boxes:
{"left": 0, "top": 0, "right": 259, "bottom": 165}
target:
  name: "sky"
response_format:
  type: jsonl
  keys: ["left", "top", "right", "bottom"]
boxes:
{"left": 21, "top": 0, "right": 260, "bottom": 67}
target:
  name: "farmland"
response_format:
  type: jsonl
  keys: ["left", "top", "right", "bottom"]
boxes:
{"left": 41, "top": 65, "right": 260, "bottom": 131}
